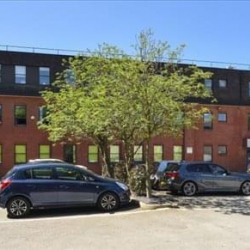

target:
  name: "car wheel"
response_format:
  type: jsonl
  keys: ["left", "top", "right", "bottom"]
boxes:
{"left": 7, "top": 196, "right": 30, "bottom": 218}
{"left": 241, "top": 181, "right": 250, "bottom": 195}
{"left": 182, "top": 182, "right": 197, "bottom": 196}
{"left": 97, "top": 192, "right": 119, "bottom": 212}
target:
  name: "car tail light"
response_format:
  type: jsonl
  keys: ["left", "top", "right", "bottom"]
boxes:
{"left": 0, "top": 179, "right": 12, "bottom": 191}
{"left": 164, "top": 172, "right": 179, "bottom": 179}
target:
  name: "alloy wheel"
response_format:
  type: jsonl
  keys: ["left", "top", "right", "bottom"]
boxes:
{"left": 183, "top": 182, "right": 196, "bottom": 196}
{"left": 242, "top": 182, "right": 250, "bottom": 195}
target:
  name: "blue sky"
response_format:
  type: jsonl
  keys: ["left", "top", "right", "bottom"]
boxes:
{"left": 0, "top": 1, "right": 250, "bottom": 66}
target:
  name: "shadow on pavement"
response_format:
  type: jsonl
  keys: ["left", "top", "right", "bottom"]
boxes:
{"left": 22, "top": 200, "right": 140, "bottom": 219}
{"left": 153, "top": 191, "right": 250, "bottom": 216}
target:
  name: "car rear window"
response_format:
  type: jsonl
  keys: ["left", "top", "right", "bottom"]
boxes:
{"left": 166, "top": 163, "right": 180, "bottom": 172}
{"left": 2, "top": 168, "right": 16, "bottom": 179}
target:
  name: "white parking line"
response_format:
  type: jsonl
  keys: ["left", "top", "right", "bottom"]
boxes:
{"left": 0, "top": 206, "right": 221, "bottom": 224}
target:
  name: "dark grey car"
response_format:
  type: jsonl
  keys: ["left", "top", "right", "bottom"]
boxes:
{"left": 168, "top": 162, "right": 250, "bottom": 196}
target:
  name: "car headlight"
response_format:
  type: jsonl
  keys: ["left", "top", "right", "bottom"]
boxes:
{"left": 116, "top": 182, "right": 129, "bottom": 191}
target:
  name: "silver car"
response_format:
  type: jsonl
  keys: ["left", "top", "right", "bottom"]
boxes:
{"left": 168, "top": 162, "right": 250, "bottom": 196}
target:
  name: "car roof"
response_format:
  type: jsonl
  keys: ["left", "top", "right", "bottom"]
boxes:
{"left": 13, "top": 162, "right": 76, "bottom": 170}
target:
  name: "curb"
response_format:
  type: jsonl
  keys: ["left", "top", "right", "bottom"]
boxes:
{"left": 139, "top": 201, "right": 179, "bottom": 210}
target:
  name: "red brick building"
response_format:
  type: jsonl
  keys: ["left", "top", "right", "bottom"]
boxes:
{"left": 1, "top": 49, "right": 250, "bottom": 176}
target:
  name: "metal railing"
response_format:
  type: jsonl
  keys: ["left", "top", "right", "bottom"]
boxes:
{"left": 1, "top": 44, "right": 250, "bottom": 70}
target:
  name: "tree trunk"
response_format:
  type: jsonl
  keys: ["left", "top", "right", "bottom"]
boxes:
{"left": 145, "top": 137, "right": 152, "bottom": 198}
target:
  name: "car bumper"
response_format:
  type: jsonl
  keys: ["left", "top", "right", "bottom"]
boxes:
{"left": 119, "top": 190, "right": 131, "bottom": 205}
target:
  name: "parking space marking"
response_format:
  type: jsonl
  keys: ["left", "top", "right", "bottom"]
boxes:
{"left": 0, "top": 206, "right": 224, "bottom": 224}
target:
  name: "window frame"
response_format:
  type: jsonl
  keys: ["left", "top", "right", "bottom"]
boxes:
{"left": 88, "top": 145, "right": 99, "bottom": 163}
{"left": 63, "top": 145, "right": 76, "bottom": 164}
{"left": 14, "top": 144, "right": 27, "bottom": 164}
{"left": 110, "top": 145, "right": 120, "bottom": 163}
{"left": 218, "top": 112, "right": 227, "bottom": 123}
{"left": 219, "top": 79, "right": 227, "bottom": 88}
{"left": 39, "top": 145, "right": 51, "bottom": 159}
{"left": 39, "top": 67, "right": 50, "bottom": 85}
{"left": 15, "top": 65, "right": 26, "bottom": 84}
{"left": 153, "top": 145, "right": 163, "bottom": 162}
{"left": 203, "top": 112, "right": 213, "bottom": 129}
{"left": 134, "top": 145, "right": 143, "bottom": 162}
{"left": 218, "top": 145, "right": 227, "bottom": 155}
{"left": 14, "top": 105, "right": 27, "bottom": 125}
{"left": 203, "top": 145, "right": 213, "bottom": 162}
{"left": 173, "top": 145, "right": 182, "bottom": 161}
{"left": 204, "top": 79, "right": 213, "bottom": 91}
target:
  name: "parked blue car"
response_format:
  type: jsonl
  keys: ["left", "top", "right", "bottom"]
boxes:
{"left": 0, "top": 163, "right": 130, "bottom": 218}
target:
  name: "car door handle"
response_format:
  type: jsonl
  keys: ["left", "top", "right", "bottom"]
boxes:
{"left": 59, "top": 185, "right": 69, "bottom": 189}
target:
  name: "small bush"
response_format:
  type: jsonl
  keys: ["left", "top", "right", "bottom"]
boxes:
{"left": 113, "top": 161, "right": 128, "bottom": 184}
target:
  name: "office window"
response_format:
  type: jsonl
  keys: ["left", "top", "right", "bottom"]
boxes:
{"left": 248, "top": 115, "right": 250, "bottom": 131}
{"left": 110, "top": 145, "right": 120, "bottom": 162}
{"left": 15, "top": 66, "right": 26, "bottom": 84}
{"left": 65, "top": 69, "right": 75, "bottom": 84}
{"left": 173, "top": 146, "right": 182, "bottom": 161}
{"left": 39, "top": 106, "right": 47, "bottom": 121}
{"left": 134, "top": 145, "right": 143, "bottom": 162}
{"left": 63, "top": 145, "right": 76, "bottom": 163}
{"left": 154, "top": 145, "right": 163, "bottom": 162}
{"left": 204, "top": 79, "right": 212, "bottom": 91}
{"left": 88, "top": 145, "right": 98, "bottom": 163}
{"left": 0, "top": 145, "right": 2, "bottom": 163}
{"left": 39, "top": 145, "right": 50, "bottom": 159}
{"left": 15, "top": 145, "right": 26, "bottom": 163}
{"left": 14, "top": 105, "right": 26, "bottom": 125}
{"left": 218, "top": 145, "right": 227, "bottom": 155}
{"left": 203, "top": 146, "right": 212, "bottom": 162}
{"left": 219, "top": 79, "right": 227, "bottom": 88}
{"left": 0, "top": 104, "right": 2, "bottom": 124}
{"left": 218, "top": 112, "right": 227, "bottom": 122}
{"left": 39, "top": 67, "right": 50, "bottom": 85}
{"left": 203, "top": 113, "right": 212, "bottom": 129}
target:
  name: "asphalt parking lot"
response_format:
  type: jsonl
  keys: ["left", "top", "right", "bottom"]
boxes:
{"left": 1, "top": 194, "right": 250, "bottom": 250}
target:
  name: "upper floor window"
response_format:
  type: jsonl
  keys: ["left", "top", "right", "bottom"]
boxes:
{"left": 204, "top": 79, "right": 212, "bottom": 91}
{"left": 110, "top": 145, "right": 120, "bottom": 163}
{"left": 15, "top": 66, "right": 26, "bottom": 84}
{"left": 219, "top": 79, "right": 227, "bottom": 88}
{"left": 88, "top": 145, "right": 98, "bottom": 163}
{"left": 65, "top": 69, "right": 75, "bottom": 84}
{"left": 203, "top": 113, "right": 212, "bottom": 129}
{"left": 218, "top": 145, "right": 227, "bottom": 155}
{"left": 218, "top": 112, "right": 227, "bottom": 122}
{"left": 38, "top": 106, "right": 47, "bottom": 122}
{"left": 134, "top": 145, "right": 143, "bottom": 162}
{"left": 0, "top": 104, "right": 2, "bottom": 124}
{"left": 39, "top": 67, "right": 50, "bottom": 85}
{"left": 154, "top": 145, "right": 163, "bottom": 162}
{"left": 173, "top": 146, "right": 182, "bottom": 161}
{"left": 14, "top": 105, "right": 26, "bottom": 125}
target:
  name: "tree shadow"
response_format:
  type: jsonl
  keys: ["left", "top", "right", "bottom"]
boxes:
{"left": 153, "top": 191, "right": 250, "bottom": 216}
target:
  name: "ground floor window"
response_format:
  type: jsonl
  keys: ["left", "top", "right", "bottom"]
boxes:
{"left": 88, "top": 145, "right": 98, "bottom": 163}
{"left": 15, "top": 145, "right": 26, "bottom": 163}
{"left": 153, "top": 145, "right": 163, "bottom": 162}
{"left": 173, "top": 146, "right": 182, "bottom": 161}
{"left": 39, "top": 145, "right": 50, "bottom": 159}
{"left": 110, "top": 145, "right": 120, "bottom": 163}
{"left": 203, "top": 146, "right": 212, "bottom": 162}
{"left": 63, "top": 145, "right": 76, "bottom": 163}
{"left": 134, "top": 145, "right": 143, "bottom": 162}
